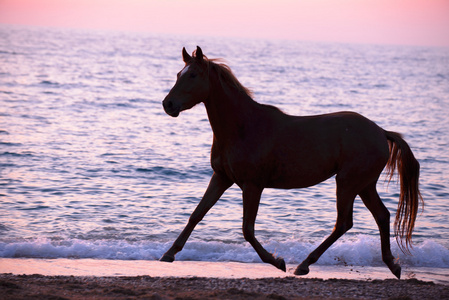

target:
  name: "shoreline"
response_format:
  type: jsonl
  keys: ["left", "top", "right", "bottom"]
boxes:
{"left": 1, "top": 259, "right": 448, "bottom": 299}
{"left": 1, "top": 258, "right": 448, "bottom": 284}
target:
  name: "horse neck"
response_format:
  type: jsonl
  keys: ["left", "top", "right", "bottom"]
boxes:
{"left": 203, "top": 74, "right": 259, "bottom": 143}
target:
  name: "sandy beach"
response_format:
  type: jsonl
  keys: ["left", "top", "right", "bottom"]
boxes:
{"left": 1, "top": 273, "right": 448, "bottom": 299}
{"left": 1, "top": 259, "right": 448, "bottom": 299}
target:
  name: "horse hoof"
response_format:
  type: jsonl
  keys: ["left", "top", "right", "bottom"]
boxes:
{"left": 275, "top": 257, "right": 286, "bottom": 272}
{"left": 294, "top": 264, "right": 310, "bottom": 276}
{"left": 389, "top": 264, "right": 401, "bottom": 279}
{"left": 160, "top": 254, "right": 175, "bottom": 262}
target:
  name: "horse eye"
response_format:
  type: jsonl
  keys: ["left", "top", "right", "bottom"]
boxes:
{"left": 190, "top": 73, "right": 197, "bottom": 78}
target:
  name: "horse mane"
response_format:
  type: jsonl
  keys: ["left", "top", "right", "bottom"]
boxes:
{"left": 192, "top": 49, "right": 284, "bottom": 114}
{"left": 193, "top": 50, "right": 254, "bottom": 98}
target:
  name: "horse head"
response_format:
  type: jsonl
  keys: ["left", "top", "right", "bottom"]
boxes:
{"left": 162, "top": 46, "right": 210, "bottom": 117}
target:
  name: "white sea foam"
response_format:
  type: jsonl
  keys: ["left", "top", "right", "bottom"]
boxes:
{"left": 1, "top": 236, "right": 448, "bottom": 268}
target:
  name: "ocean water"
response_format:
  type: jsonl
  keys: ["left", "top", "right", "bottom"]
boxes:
{"left": 1, "top": 25, "right": 448, "bottom": 270}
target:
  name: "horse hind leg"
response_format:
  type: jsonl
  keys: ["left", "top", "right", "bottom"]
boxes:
{"left": 359, "top": 182, "right": 401, "bottom": 279}
{"left": 295, "top": 183, "right": 357, "bottom": 275}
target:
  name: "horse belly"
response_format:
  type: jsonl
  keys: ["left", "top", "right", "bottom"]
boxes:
{"left": 267, "top": 172, "right": 335, "bottom": 189}
{"left": 266, "top": 145, "right": 339, "bottom": 189}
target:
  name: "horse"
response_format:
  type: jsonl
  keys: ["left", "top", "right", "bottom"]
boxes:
{"left": 160, "top": 46, "right": 423, "bottom": 279}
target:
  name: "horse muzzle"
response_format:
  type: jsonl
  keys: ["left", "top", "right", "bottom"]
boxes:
{"left": 162, "top": 98, "right": 180, "bottom": 117}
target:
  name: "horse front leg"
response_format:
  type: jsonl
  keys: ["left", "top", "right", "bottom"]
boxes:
{"left": 242, "top": 184, "right": 286, "bottom": 272}
{"left": 160, "top": 172, "right": 233, "bottom": 262}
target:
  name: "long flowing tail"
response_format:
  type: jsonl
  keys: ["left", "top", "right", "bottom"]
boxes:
{"left": 384, "top": 131, "right": 424, "bottom": 254}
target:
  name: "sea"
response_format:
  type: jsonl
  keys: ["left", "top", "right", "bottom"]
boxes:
{"left": 1, "top": 25, "right": 448, "bottom": 279}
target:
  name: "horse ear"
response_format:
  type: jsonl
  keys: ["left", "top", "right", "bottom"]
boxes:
{"left": 195, "top": 46, "right": 204, "bottom": 61}
{"left": 182, "top": 47, "right": 192, "bottom": 63}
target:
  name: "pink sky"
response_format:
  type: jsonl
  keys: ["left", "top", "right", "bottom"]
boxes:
{"left": 1, "top": 0, "right": 448, "bottom": 47}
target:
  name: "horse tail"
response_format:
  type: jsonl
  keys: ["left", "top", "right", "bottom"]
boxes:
{"left": 384, "top": 130, "right": 424, "bottom": 254}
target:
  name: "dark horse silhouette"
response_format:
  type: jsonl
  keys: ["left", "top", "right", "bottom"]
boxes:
{"left": 161, "top": 46, "right": 423, "bottom": 279}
